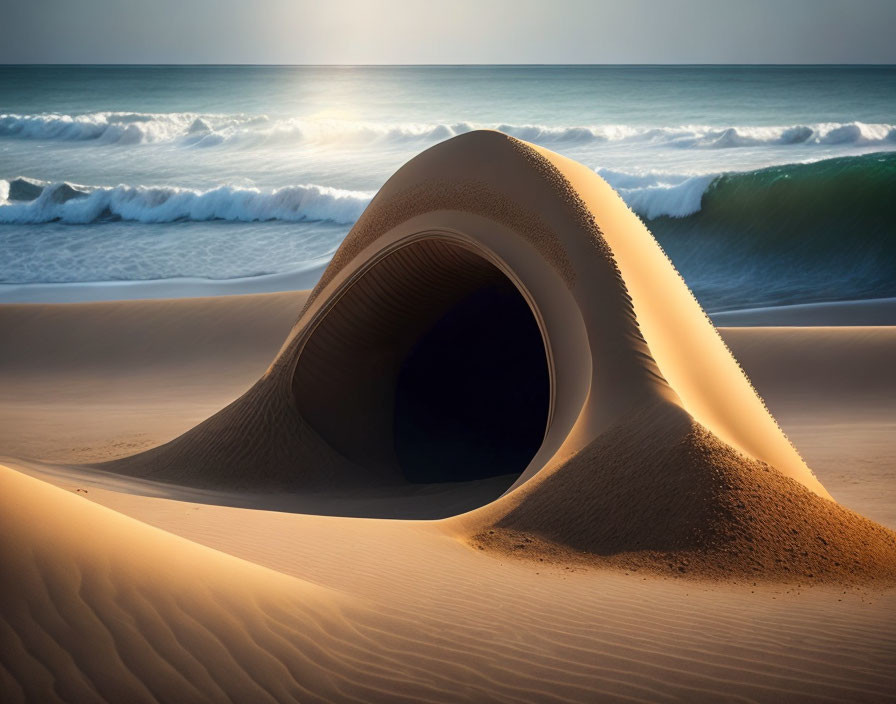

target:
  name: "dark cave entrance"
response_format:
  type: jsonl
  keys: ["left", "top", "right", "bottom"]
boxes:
{"left": 394, "top": 280, "right": 549, "bottom": 482}
{"left": 293, "top": 238, "right": 550, "bottom": 485}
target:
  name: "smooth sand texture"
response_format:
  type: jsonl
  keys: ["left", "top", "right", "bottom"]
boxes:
{"left": 2, "top": 131, "right": 896, "bottom": 701}
{"left": 0, "top": 291, "right": 307, "bottom": 464}
{"left": 712, "top": 297, "right": 896, "bottom": 327}
{"left": 5, "top": 461, "right": 896, "bottom": 703}
{"left": 0, "top": 465, "right": 373, "bottom": 703}
{"left": 2, "top": 300, "right": 896, "bottom": 702}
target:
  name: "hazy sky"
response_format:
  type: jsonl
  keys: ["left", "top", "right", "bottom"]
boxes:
{"left": 2, "top": 0, "right": 895, "bottom": 64}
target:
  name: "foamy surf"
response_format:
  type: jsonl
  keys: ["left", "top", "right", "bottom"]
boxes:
{"left": 1, "top": 171, "right": 709, "bottom": 224}
{"left": 0, "top": 178, "right": 373, "bottom": 225}
{"left": 5, "top": 151, "right": 891, "bottom": 226}
{"left": 2, "top": 111, "right": 894, "bottom": 149}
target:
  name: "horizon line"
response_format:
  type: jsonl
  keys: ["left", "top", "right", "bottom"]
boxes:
{"left": 2, "top": 62, "right": 895, "bottom": 68}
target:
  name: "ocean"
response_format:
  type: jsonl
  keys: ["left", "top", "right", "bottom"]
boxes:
{"left": 1, "top": 64, "right": 894, "bottom": 310}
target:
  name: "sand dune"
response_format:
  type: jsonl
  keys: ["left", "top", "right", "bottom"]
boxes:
{"left": 86, "top": 130, "right": 895, "bottom": 581}
{"left": 0, "top": 464, "right": 399, "bottom": 703}
{"left": 5, "top": 461, "right": 896, "bottom": 703}
{"left": 466, "top": 399, "right": 896, "bottom": 582}
{"left": 2, "top": 131, "right": 896, "bottom": 701}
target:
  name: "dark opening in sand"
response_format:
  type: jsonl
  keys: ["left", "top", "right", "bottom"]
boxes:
{"left": 293, "top": 238, "right": 550, "bottom": 485}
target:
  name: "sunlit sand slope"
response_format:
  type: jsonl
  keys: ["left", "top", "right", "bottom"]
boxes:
{"left": 4, "top": 463, "right": 896, "bottom": 703}
{"left": 0, "top": 464, "right": 407, "bottom": 703}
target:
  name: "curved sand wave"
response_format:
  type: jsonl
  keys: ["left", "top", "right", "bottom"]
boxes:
{"left": 101, "top": 130, "right": 896, "bottom": 580}
{"left": 6, "top": 463, "right": 896, "bottom": 703}
{"left": 0, "top": 465, "right": 404, "bottom": 703}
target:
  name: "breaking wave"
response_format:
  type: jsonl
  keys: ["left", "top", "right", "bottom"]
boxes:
{"left": 2, "top": 111, "right": 895, "bottom": 150}
{"left": 2, "top": 152, "right": 894, "bottom": 309}
{"left": 642, "top": 152, "right": 896, "bottom": 309}
{"left": 0, "top": 179, "right": 373, "bottom": 225}
{"left": 3, "top": 151, "right": 894, "bottom": 229}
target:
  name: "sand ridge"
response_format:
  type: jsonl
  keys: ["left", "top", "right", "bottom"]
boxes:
{"left": 0, "top": 464, "right": 392, "bottom": 703}
{"left": 6, "top": 461, "right": 896, "bottom": 703}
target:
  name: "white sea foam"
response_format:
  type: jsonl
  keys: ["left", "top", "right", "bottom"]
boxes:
{"left": 0, "top": 169, "right": 713, "bottom": 224}
{"left": 0, "top": 112, "right": 195, "bottom": 143}
{"left": 2, "top": 143, "right": 887, "bottom": 228}
{"left": 2, "top": 111, "right": 894, "bottom": 150}
{"left": 0, "top": 179, "right": 373, "bottom": 225}
{"left": 596, "top": 168, "right": 716, "bottom": 218}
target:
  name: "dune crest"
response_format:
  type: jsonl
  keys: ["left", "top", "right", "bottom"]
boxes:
{"left": 100, "top": 130, "right": 896, "bottom": 580}
{"left": 0, "top": 464, "right": 366, "bottom": 702}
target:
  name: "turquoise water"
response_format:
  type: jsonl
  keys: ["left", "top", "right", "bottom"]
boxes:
{"left": 1, "top": 65, "right": 894, "bottom": 308}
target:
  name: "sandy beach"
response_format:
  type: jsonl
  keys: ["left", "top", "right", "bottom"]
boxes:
{"left": 2, "top": 132, "right": 896, "bottom": 702}
{"left": 2, "top": 291, "right": 896, "bottom": 702}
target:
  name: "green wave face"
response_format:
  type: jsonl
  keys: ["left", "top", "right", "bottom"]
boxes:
{"left": 650, "top": 152, "right": 896, "bottom": 311}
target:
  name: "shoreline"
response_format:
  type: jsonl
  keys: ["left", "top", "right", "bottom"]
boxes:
{"left": 0, "top": 264, "right": 329, "bottom": 304}
{"left": 3, "top": 274, "right": 895, "bottom": 327}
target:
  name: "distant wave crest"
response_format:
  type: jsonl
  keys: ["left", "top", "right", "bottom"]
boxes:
{"left": 641, "top": 152, "right": 896, "bottom": 309}
{"left": 0, "top": 178, "right": 373, "bottom": 225}
{"left": 2, "top": 152, "right": 894, "bottom": 227}
{"left": 0, "top": 171, "right": 705, "bottom": 224}
{"left": 2, "top": 111, "right": 895, "bottom": 150}
{"left": 601, "top": 151, "right": 896, "bottom": 220}
{"left": 597, "top": 169, "right": 715, "bottom": 218}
